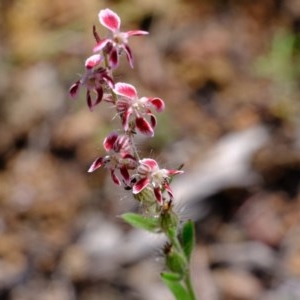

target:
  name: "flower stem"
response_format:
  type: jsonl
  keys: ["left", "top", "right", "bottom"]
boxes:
{"left": 162, "top": 215, "right": 197, "bottom": 300}
{"left": 185, "top": 273, "right": 197, "bottom": 300}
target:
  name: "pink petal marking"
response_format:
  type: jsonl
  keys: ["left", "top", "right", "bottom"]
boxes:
{"left": 123, "top": 153, "right": 136, "bottom": 161}
{"left": 140, "top": 158, "right": 159, "bottom": 171}
{"left": 102, "top": 73, "right": 115, "bottom": 89}
{"left": 149, "top": 114, "right": 156, "bottom": 129}
{"left": 69, "top": 81, "right": 80, "bottom": 98}
{"left": 111, "top": 169, "right": 121, "bottom": 185}
{"left": 86, "top": 91, "right": 93, "bottom": 111}
{"left": 125, "top": 30, "right": 149, "bottom": 37}
{"left": 114, "top": 135, "right": 128, "bottom": 152}
{"left": 103, "top": 132, "right": 118, "bottom": 151}
{"left": 114, "top": 82, "right": 137, "bottom": 99}
{"left": 167, "top": 169, "right": 184, "bottom": 176}
{"left": 94, "top": 87, "right": 104, "bottom": 107}
{"left": 120, "top": 165, "right": 130, "bottom": 183}
{"left": 150, "top": 98, "right": 165, "bottom": 112}
{"left": 116, "top": 98, "right": 131, "bottom": 113}
{"left": 123, "top": 44, "right": 134, "bottom": 68}
{"left": 86, "top": 88, "right": 103, "bottom": 111}
{"left": 121, "top": 109, "right": 132, "bottom": 131}
{"left": 109, "top": 47, "right": 119, "bottom": 69}
{"left": 133, "top": 177, "right": 150, "bottom": 194}
{"left": 164, "top": 182, "right": 174, "bottom": 199}
{"left": 85, "top": 54, "right": 102, "bottom": 69}
{"left": 93, "top": 39, "right": 111, "bottom": 53}
{"left": 98, "top": 8, "right": 120, "bottom": 32}
{"left": 154, "top": 187, "right": 163, "bottom": 204}
{"left": 136, "top": 117, "right": 154, "bottom": 137}
{"left": 88, "top": 156, "right": 104, "bottom": 172}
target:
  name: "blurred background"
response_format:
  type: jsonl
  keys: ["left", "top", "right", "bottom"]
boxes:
{"left": 1, "top": 0, "right": 300, "bottom": 299}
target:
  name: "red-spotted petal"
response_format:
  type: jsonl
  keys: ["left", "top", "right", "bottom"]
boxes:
{"left": 87, "top": 88, "right": 103, "bottom": 111}
{"left": 114, "top": 82, "right": 137, "bottom": 99}
{"left": 88, "top": 156, "right": 104, "bottom": 172}
{"left": 114, "top": 135, "right": 129, "bottom": 152}
{"left": 69, "top": 81, "right": 80, "bottom": 98}
{"left": 123, "top": 153, "right": 136, "bottom": 160}
{"left": 139, "top": 158, "right": 159, "bottom": 171}
{"left": 111, "top": 169, "right": 121, "bottom": 185}
{"left": 109, "top": 47, "right": 119, "bottom": 69}
{"left": 164, "top": 182, "right": 174, "bottom": 199}
{"left": 150, "top": 98, "right": 165, "bottom": 112}
{"left": 86, "top": 91, "right": 93, "bottom": 111}
{"left": 154, "top": 187, "right": 163, "bottom": 204}
{"left": 136, "top": 117, "right": 154, "bottom": 137}
{"left": 149, "top": 114, "right": 156, "bottom": 129}
{"left": 85, "top": 54, "right": 102, "bottom": 69}
{"left": 167, "top": 169, "right": 184, "bottom": 176}
{"left": 125, "top": 30, "right": 149, "bottom": 37}
{"left": 98, "top": 8, "right": 120, "bottom": 32}
{"left": 121, "top": 109, "right": 132, "bottom": 131}
{"left": 103, "top": 132, "right": 118, "bottom": 151}
{"left": 123, "top": 44, "right": 134, "bottom": 68}
{"left": 93, "top": 38, "right": 111, "bottom": 53}
{"left": 94, "top": 87, "right": 104, "bottom": 107}
{"left": 102, "top": 73, "right": 115, "bottom": 89}
{"left": 133, "top": 177, "right": 150, "bottom": 194}
{"left": 120, "top": 165, "right": 130, "bottom": 183}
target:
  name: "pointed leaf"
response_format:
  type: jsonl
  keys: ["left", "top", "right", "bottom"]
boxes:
{"left": 121, "top": 212, "right": 161, "bottom": 233}
{"left": 181, "top": 220, "right": 195, "bottom": 262}
{"left": 161, "top": 274, "right": 189, "bottom": 300}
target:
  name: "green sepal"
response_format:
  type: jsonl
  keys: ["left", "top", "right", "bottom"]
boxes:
{"left": 181, "top": 220, "right": 196, "bottom": 262}
{"left": 161, "top": 273, "right": 189, "bottom": 300}
{"left": 165, "top": 249, "right": 186, "bottom": 277}
{"left": 160, "top": 210, "right": 178, "bottom": 235}
{"left": 121, "top": 212, "right": 161, "bottom": 233}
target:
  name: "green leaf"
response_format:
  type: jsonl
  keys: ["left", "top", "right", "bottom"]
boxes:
{"left": 161, "top": 273, "right": 189, "bottom": 300}
{"left": 121, "top": 213, "right": 161, "bottom": 233}
{"left": 181, "top": 220, "right": 195, "bottom": 262}
{"left": 160, "top": 271, "right": 182, "bottom": 282}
